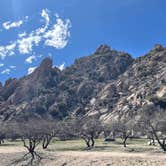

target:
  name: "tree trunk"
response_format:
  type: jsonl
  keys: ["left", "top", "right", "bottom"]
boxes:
{"left": 91, "top": 137, "right": 95, "bottom": 147}
{"left": 150, "top": 125, "right": 166, "bottom": 152}
{"left": 123, "top": 138, "right": 127, "bottom": 147}
{"left": 86, "top": 141, "right": 90, "bottom": 148}
{"left": 42, "top": 135, "right": 52, "bottom": 149}
{"left": 123, "top": 134, "right": 130, "bottom": 148}
{"left": 83, "top": 138, "right": 90, "bottom": 148}
{"left": 152, "top": 136, "right": 155, "bottom": 146}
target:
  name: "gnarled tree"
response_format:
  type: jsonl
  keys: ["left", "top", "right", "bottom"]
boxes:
{"left": 41, "top": 120, "right": 57, "bottom": 149}
{"left": 79, "top": 117, "right": 103, "bottom": 148}
{"left": 140, "top": 104, "right": 166, "bottom": 152}
{"left": 110, "top": 117, "right": 136, "bottom": 147}
{"left": 6, "top": 118, "right": 44, "bottom": 166}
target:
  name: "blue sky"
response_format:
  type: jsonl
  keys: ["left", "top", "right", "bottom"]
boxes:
{"left": 0, "top": 0, "right": 166, "bottom": 83}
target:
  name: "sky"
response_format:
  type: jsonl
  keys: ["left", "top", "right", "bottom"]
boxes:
{"left": 0, "top": 0, "right": 166, "bottom": 83}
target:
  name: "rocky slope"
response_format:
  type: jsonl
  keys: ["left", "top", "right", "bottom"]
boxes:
{"left": 0, "top": 44, "right": 165, "bottom": 122}
{"left": 87, "top": 44, "right": 166, "bottom": 122}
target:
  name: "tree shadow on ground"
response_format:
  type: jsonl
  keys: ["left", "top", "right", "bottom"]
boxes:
{"left": 8, "top": 152, "right": 43, "bottom": 166}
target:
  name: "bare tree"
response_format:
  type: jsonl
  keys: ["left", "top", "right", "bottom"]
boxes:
{"left": 110, "top": 118, "right": 136, "bottom": 147}
{"left": 4, "top": 118, "right": 58, "bottom": 165}
{"left": 147, "top": 132, "right": 156, "bottom": 146}
{"left": 78, "top": 117, "right": 103, "bottom": 148}
{"left": 58, "top": 116, "right": 103, "bottom": 149}
{"left": 57, "top": 117, "right": 80, "bottom": 140}
{"left": 140, "top": 104, "right": 166, "bottom": 152}
{"left": 5, "top": 119, "right": 44, "bottom": 166}
{"left": 41, "top": 120, "right": 57, "bottom": 149}
{"left": 0, "top": 122, "right": 5, "bottom": 145}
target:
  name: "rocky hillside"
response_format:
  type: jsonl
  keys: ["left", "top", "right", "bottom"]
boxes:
{"left": 87, "top": 44, "right": 166, "bottom": 123}
{"left": 0, "top": 44, "right": 165, "bottom": 122}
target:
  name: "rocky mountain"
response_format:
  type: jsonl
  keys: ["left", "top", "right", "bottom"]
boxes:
{"left": 87, "top": 44, "right": 166, "bottom": 123}
{"left": 0, "top": 44, "right": 165, "bottom": 122}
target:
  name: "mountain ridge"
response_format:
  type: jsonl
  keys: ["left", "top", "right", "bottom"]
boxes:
{"left": 0, "top": 44, "right": 165, "bottom": 122}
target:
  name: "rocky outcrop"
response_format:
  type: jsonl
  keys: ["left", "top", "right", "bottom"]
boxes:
{"left": 94, "top": 44, "right": 111, "bottom": 54}
{"left": 87, "top": 44, "right": 166, "bottom": 122}
{"left": 0, "top": 44, "right": 165, "bottom": 122}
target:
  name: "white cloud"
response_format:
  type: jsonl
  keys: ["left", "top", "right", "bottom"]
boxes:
{"left": 0, "top": 9, "right": 71, "bottom": 59}
{"left": 55, "top": 13, "right": 59, "bottom": 18}
{"left": 10, "top": 65, "right": 16, "bottom": 69}
{"left": 16, "top": 10, "right": 50, "bottom": 54}
{"left": 2, "top": 20, "right": 23, "bottom": 30}
{"left": 25, "top": 16, "right": 29, "bottom": 20}
{"left": 0, "top": 66, "right": 16, "bottom": 75}
{"left": 44, "top": 18, "right": 71, "bottom": 49}
{"left": 57, "top": 63, "right": 65, "bottom": 71}
{"left": 0, "top": 43, "right": 16, "bottom": 59}
{"left": 17, "top": 35, "right": 41, "bottom": 54}
{"left": 0, "top": 63, "right": 4, "bottom": 67}
{"left": 18, "top": 32, "right": 27, "bottom": 38}
{"left": 16, "top": 12, "right": 71, "bottom": 54}
{"left": 5, "top": 43, "right": 16, "bottom": 56}
{"left": 6, "top": 43, "right": 16, "bottom": 50}
{"left": 25, "top": 55, "right": 36, "bottom": 64}
{"left": 38, "top": 54, "right": 43, "bottom": 58}
{"left": 36, "top": 9, "right": 50, "bottom": 35}
{"left": 28, "top": 66, "right": 37, "bottom": 74}
{"left": 2, "top": 16, "right": 28, "bottom": 30}
{"left": 1, "top": 68, "right": 10, "bottom": 74}
{"left": 0, "top": 47, "right": 6, "bottom": 59}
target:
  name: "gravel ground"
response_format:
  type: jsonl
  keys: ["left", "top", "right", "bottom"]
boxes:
{"left": 0, "top": 146, "right": 166, "bottom": 166}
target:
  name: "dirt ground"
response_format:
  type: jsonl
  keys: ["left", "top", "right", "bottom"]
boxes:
{"left": 0, "top": 146, "right": 166, "bottom": 166}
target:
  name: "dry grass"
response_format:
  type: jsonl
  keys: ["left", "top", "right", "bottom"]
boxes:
{"left": 0, "top": 138, "right": 166, "bottom": 166}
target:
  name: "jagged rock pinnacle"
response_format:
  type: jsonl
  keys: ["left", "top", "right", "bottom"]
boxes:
{"left": 95, "top": 44, "right": 111, "bottom": 54}
{"left": 39, "top": 57, "right": 53, "bottom": 69}
{"left": 151, "top": 44, "right": 165, "bottom": 52}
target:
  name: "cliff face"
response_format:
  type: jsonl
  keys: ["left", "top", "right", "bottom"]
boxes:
{"left": 87, "top": 44, "right": 166, "bottom": 122}
{"left": 0, "top": 44, "right": 165, "bottom": 122}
